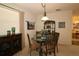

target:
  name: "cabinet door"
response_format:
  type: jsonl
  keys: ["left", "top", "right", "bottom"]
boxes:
{"left": 0, "top": 41, "right": 10, "bottom": 55}
{"left": 10, "top": 35, "right": 22, "bottom": 55}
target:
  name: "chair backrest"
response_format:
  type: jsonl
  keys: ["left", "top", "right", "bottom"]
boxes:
{"left": 46, "top": 32, "right": 60, "bottom": 46}
{"left": 27, "top": 33, "right": 31, "bottom": 47}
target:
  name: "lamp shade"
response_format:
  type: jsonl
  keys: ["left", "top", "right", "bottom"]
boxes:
{"left": 41, "top": 16, "right": 49, "bottom": 21}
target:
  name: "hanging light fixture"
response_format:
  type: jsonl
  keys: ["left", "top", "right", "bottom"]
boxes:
{"left": 41, "top": 3, "right": 49, "bottom": 21}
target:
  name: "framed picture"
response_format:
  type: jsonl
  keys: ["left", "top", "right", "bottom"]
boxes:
{"left": 27, "top": 21, "right": 35, "bottom": 30}
{"left": 58, "top": 22, "right": 65, "bottom": 28}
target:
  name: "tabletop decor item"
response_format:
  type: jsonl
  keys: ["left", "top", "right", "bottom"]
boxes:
{"left": 7, "top": 30, "right": 11, "bottom": 36}
{"left": 11, "top": 27, "right": 15, "bottom": 34}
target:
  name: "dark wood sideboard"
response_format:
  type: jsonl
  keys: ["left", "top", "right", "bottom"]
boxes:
{"left": 0, "top": 33, "right": 22, "bottom": 56}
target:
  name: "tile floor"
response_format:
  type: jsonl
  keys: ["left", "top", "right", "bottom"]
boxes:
{"left": 14, "top": 44, "right": 79, "bottom": 56}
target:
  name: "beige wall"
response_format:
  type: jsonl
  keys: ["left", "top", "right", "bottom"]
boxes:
{"left": 72, "top": 10, "right": 79, "bottom": 16}
{"left": 36, "top": 10, "right": 72, "bottom": 45}
{"left": 0, "top": 7, "right": 20, "bottom": 35}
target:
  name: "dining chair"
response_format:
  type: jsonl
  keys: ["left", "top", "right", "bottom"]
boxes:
{"left": 55, "top": 32, "right": 60, "bottom": 53}
{"left": 43, "top": 32, "right": 60, "bottom": 56}
{"left": 27, "top": 33, "right": 39, "bottom": 56}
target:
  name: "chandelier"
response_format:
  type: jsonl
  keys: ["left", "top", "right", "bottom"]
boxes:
{"left": 41, "top": 3, "right": 49, "bottom": 21}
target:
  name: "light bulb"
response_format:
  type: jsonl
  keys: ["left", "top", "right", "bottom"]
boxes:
{"left": 41, "top": 16, "right": 49, "bottom": 21}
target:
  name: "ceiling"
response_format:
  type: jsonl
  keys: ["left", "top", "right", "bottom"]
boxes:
{"left": 15, "top": 3, "right": 79, "bottom": 15}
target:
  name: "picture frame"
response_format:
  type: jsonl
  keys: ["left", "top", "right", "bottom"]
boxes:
{"left": 58, "top": 22, "right": 65, "bottom": 28}
{"left": 27, "top": 21, "right": 35, "bottom": 30}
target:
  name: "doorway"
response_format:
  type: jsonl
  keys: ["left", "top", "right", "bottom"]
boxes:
{"left": 72, "top": 16, "right": 79, "bottom": 45}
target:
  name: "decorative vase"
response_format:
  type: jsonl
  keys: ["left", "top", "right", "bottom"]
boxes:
{"left": 7, "top": 30, "right": 11, "bottom": 36}
{"left": 11, "top": 27, "right": 15, "bottom": 35}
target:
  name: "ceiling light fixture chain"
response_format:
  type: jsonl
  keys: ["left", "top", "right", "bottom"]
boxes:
{"left": 41, "top": 3, "right": 49, "bottom": 21}
{"left": 41, "top": 3, "right": 46, "bottom": 16}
